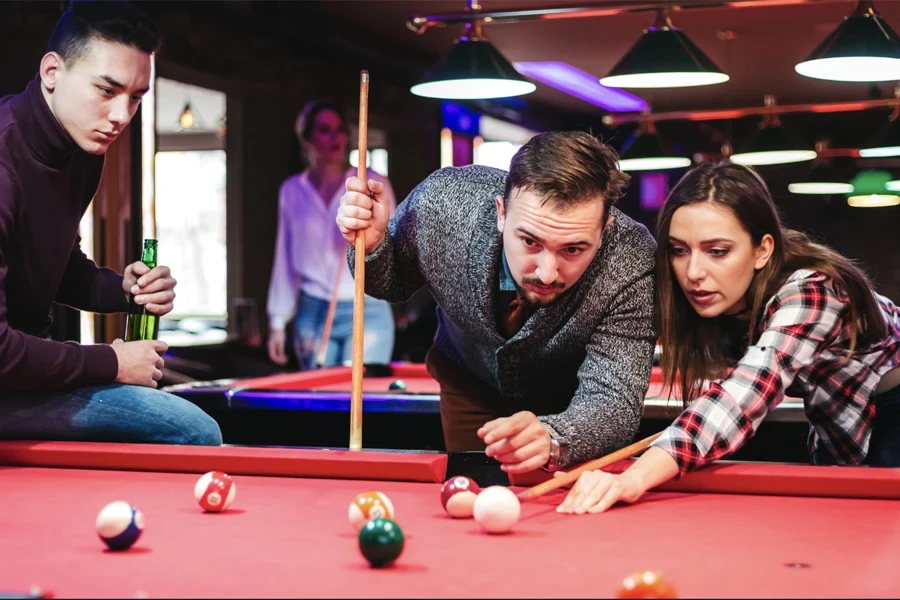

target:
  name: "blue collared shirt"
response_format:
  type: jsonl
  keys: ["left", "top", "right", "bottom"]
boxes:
{"left": 499, "top": 248, "right": 517, "bottom": 292}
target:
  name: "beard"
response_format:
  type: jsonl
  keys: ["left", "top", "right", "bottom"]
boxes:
{"left": 513, "top": 276, "right": 566, "bottom": 308}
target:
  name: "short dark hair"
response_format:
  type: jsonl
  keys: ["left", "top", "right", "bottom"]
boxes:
{"left": 504, "top": 131, "right": 630, "bottom": 222}
{"left": 48, "top": 1, "right": 162, "bottom": 66}
{"left": 295, "top": 99, "right": 349, "bottom": 142}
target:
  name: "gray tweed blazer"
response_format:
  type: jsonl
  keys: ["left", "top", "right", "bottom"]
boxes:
{"left": 349, "top": 165, "right": 657, "bottom": 466}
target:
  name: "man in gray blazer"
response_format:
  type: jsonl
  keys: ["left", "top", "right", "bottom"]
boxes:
{"left": 337, "top": 131, "right": 657, "bottom": 474}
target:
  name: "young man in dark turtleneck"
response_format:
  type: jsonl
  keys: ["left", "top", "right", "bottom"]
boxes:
{"left": 0, "top": 0, "right": 222, "bottom": 445}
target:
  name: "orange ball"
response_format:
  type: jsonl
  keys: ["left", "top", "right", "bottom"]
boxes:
{"left": 348, "top": 491, "right": 394, "bottom": 532}
{"left": 617, "top": 570, "right": 677, "bottom": 599}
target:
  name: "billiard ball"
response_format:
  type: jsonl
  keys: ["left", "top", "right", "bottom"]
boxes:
{"left": 440, "top": 476, "right": 481, "bottom": 518}
{"left": 473, "top": 485, "right": 520, "bottom": 534}
{"left": 388, "top": 379, "right": 407, "bottom": 391}
{"left": 96, "top": 501, "right": 144, "bottom": 550}
{"left": 616, "top": 570, "right": 677, "bottom": 598}
{"left": 194, "top": 471, "right": 236, "bottom": 512}
{"left": 358, "top": 517, "right": 404, "bottom": 567}
{"left": 348, "top": 490, "right": 395, "bottom": 531}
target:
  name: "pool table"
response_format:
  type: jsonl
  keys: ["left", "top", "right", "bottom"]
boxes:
{"left": 1, "top": 441, "right": 899, "bottom": 597}
{"left": 165, "top": 363, "right": 810, "bottom": 461}
{"left": 165, "top": 363, "right": 804, "bottom": 420}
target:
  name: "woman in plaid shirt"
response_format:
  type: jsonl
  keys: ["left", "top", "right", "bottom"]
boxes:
{"left": 558, "top": 162, "right": 900, "bottom": 515}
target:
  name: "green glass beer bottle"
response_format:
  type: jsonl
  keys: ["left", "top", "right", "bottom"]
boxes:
{"left": 124, "top": 239, "right": 160, "bottom": 341}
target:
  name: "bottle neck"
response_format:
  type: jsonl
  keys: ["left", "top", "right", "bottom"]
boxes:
{"left": 141, "top": 243, "right": 158, "bottom": 268}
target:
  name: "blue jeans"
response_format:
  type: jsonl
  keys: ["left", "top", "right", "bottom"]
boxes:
{"left": 812, "top": 383, "right": 900, "bottom": 467}
{"left": 292, "top": 292, "right": 395, "bottom": 370}
{"left": 0, "top": 383, "right": 222, "bottom": 445}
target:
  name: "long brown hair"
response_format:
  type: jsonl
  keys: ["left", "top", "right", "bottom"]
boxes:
{"left": 656, "top": 162, "right": 888, "bottom": 404}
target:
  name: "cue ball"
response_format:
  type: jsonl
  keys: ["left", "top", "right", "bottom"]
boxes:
{"left": 440, "top": 476, "right": 481, "bottom": 518}
{"left": 96, "top": 501, "right": 144, "bottom": 550}
{"left": 348, "top": 491, "right": 395, "bottom": 531}
{"left": 388, "top": 379, "right": 407, "bottom": 391}
{"left": 473, "top": 486, "right": 520, "bottom": 534}
{"left": 194, "top": 471, "right": 236, "bottom": 512}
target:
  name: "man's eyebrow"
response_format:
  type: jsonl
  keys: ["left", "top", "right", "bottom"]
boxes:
{"left": 516, "top": 227, "right": 592, "bottom": 247}
{"left": 98, "top": 75, "right": 149, "bottom": 94}
{"left": 516, "top": 227, "right": 544, "bottom": 244}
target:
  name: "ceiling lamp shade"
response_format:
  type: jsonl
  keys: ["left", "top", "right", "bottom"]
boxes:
{"left": 860, "top": 113, "right": 900, "bottom": 157}
{"left": 729, "top": 125, "right": 817, "bottom": 166}
{"left": 795, "top": 1, "right": 900, "bottom": 82}
{"left": 847, "top": 169, "right": 900, "bottom": 207}
{"left": 600, "top": 9, "right": 729, "bottom": 89}
{"left": 410, "top": 22, "right": 536, "bottom": 100}
{"left": 788, "top": 162, "right": 854, "bottom": 195}
{"left": 730, "top": 100, "right": 817, "bottom": 166}
{"left": 617, "top": 125, "right": 691, "bottom": 171}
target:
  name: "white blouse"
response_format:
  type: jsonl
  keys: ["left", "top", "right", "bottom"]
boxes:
{"left": 266, "top": 167, "right": 396, "bottom": 330}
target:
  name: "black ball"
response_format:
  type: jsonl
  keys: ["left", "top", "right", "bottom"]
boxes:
{"left": 388, "top": 379, "right": 407, "bottom": 391}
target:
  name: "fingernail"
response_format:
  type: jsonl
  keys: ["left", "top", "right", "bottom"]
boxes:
{"left": 131, "top": 286, "right": 139, "bottom": 294}
{"left": 138, "top": 279, "right": 145, "bottom": 286}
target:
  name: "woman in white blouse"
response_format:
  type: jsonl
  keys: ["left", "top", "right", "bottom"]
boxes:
{"left": 266, "top": 100, "right": 396, "bottom": 369}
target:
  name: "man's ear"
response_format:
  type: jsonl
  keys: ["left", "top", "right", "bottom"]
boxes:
{"left": 598, "top": 214, "right": 615, "bottom": 245}
{"left": 495, "top": 194, "right": 506, "bottom": 233}
{"left": 39, "top": 52, "right": 64, "bottom": 91}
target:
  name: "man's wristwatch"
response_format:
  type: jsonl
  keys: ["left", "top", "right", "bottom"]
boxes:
{"left": 544, "top": 433, "right": 569, "bottom": 472}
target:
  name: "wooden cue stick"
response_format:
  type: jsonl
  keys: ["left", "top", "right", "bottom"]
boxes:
{"left": 349, "top": 70, "right": 369, "bottom": 451}
{"left": 516, "top": 432, "right": 662, "bottom": 501}
{"left": 315, "top": 266, "right": 343, "bottom": 368}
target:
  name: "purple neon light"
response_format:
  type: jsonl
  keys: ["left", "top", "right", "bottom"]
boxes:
{"left": 513, "top": 61, "right": 647, "bottom": 112}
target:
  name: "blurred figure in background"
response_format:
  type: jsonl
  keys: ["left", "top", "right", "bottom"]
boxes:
{"left": 266, "top": 100, "right": 396, "bottom": 369}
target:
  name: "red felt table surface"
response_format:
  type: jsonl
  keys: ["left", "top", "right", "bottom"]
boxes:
{"left": 2, "top": 463, "right": 900, "bottom": 597}
{"left": 224, "top": 364, "right": 661, "bottom": 396}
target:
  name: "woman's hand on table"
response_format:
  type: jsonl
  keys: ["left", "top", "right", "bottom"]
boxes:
{"left": 554, "top": 469, "right": 644, "bottom": 514}
{"left": 555, "top": 447, "right": 681, "bottom": 514}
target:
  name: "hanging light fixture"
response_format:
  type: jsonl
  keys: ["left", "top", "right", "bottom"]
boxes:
{"left": 788, "top": 150, "right": 854, "bottom": 195}
{"left": 847, "top": 170, "right": 900, "bottom": 206}
{"left": 617, "top": 121, "right": 691, "bottom": 171}
{"left": 729, "top": 96, "right": 817, "bottom": 166}
{"left": 860, "top": 89, "right": 900, "bottom": 157}
{"left": 600, "top": 8, "right": 729, "bottom": 89}
{"left": 178, "top": 84, "right": 196, "bottom": 130}
{"left": 795, "top": 0, "right": 900, "bottom": 82}
{"left": 179, "top": 102, "right": 195, "bottom": 130}
{"left": 410, "top": 2, "right": 535, "bottom": 100}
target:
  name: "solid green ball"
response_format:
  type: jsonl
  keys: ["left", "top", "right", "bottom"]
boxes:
{"left": 358, "top": 517, "right": 405, "bottom": 567}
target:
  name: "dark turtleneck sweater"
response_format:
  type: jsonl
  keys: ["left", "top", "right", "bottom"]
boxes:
{"left": 0, "top": 76, "right": 128, "bottom": 391}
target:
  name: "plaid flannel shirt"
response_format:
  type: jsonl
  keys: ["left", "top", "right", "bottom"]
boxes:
{"left": 652, "top": 269, "right": 900, "bottom": 475}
